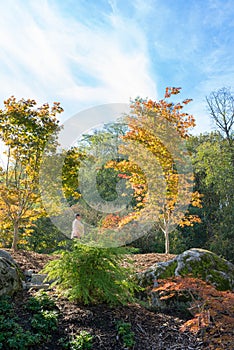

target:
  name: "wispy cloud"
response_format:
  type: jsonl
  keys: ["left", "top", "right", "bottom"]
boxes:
{"left": 0, "top": 0, "right": 233, "bottom": 134}
{"left": 0, "top": 0, "right": 156, "bottom": 120}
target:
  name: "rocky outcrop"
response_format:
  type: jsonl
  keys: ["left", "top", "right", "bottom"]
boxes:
{"left": 0, "top": 250, "right": 22, "bottom": 296}
{"left": 23, "top": 270, "right": 51, "bottom": 290}
{"left": 138, "top": 248, "right": 234, "bottom": 291}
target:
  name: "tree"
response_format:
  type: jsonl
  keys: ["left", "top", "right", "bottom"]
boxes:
{"left": 0, "top": 97, "right": 63, "bottom": 250}
{"left": 25, "top": 216, "right": 72, "bottom": 253}
{"left": 107, "top": 87, "right": 202, "bottom": 253}
{"left": 71, "top": 123, "right": 130, "bottom": 226}
{"left": 206, "top": 87, "right": 234, "bottom": 166}
{"left": 190, "top": 132, "right": 234, "bottom": 262}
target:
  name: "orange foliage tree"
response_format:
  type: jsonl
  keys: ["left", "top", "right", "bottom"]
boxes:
{"left": 107, "top": 87, "right": 202, "bottom": 253}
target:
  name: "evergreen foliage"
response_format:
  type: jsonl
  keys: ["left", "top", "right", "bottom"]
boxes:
{"left": 43, "top": 242, "right": 140, "bottom": 305}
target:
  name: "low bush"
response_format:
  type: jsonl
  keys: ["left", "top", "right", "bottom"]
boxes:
{"left": 69, "top": 331, "right": 93, "bottom": 350}
{"left": 116, "top": 320, "right": 135, "bottom": 349}
{"left": 43, "top": 242, "right": 140, "bottom": 305}
{"left": 26, "top": 290, "right": 57, "bottom": 312}
{"left": 0, "top": 291, "right": 59, "bottom": 349}
{"left": 58, "top": 331, "right": 93, "bottom": 350}
{"left": 31, "top": 310, "right": 58, "bottom": 335}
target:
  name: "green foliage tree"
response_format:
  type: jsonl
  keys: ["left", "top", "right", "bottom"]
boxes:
{"left": 71, "top": 122, "right": 130, "bottom": 228}
{"left": 23, "top": 217, "right": 71, "bottom": 253}
{"left": 187, "top": 132, "right": 234, "bottom": 262}
{"left": 61, "top": 147, "right": 87, "bottom": 204}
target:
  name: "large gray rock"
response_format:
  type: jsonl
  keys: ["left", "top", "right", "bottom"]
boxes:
{"left": 138, "top": 248, "right": 234, "bottom": 291}
{"left": 0, "top": 250, "right": 22, "bottom": 297}
{"left": 0, "top": 249, "right": 17, "bottom": 265}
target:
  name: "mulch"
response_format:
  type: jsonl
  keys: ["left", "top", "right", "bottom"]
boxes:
{"left": 4, "top": 248, "right": 60, "bottom": 273}
{"left": 4, "top": 249, "right": 212, "bottom": 349}
{"left": 6, "top": 248, "right": 176, "bottom": 273}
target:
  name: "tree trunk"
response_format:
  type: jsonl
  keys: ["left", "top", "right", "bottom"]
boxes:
{"left": 11, "top": 221, "right": 19, "bottom": 251}
{"left": 164, "top": 229, "right": 170, "bottom": 254}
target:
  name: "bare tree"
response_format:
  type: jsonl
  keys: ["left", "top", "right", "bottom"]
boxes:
{"left": 206, "top": 87, "right": 234, "bottom": 147}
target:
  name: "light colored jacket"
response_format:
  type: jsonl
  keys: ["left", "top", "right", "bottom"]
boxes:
{"left": 71, "top": 218, "right": 84, "bottom": 239}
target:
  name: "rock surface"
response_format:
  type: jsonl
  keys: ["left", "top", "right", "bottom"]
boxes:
{"left": 138, "top": 248, "right": 234, "bottom": 291}
{"left": 0, "top": 250, "right": 22, "bottom": 297}
{"left": 0, "top": 249, "right": 18, "bottom": 265}
{"left": 23, "top": 271, "right": 51, "bottom": 290}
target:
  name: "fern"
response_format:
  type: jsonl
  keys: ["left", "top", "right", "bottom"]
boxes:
{"left": 43, "top": 242, "right": 140, "bottom": 305}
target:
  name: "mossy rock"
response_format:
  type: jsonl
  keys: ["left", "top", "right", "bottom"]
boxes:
{"left": 138, "top": 248, "right": 234, "bottom": 291}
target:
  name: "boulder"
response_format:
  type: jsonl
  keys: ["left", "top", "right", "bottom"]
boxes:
{"left": 138, "top": 248, "right": 234, "bottom": 291}
{"left": 0, "top": 250, "right": 23, "bottom": 297}
{"left": 0, "top": 249, "right": 18, "bottom": 265}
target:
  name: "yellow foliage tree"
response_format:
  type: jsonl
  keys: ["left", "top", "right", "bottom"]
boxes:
{"left": 0, "top": 97, "right": 63, "bottom": 250}
{"left": 107, "top": 87, "right": 202, "bottom": 253}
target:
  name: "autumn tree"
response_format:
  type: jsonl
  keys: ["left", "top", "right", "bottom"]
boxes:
{"left": 0, "top": 97, "right": 63, "bottom": 250}
{"left": 107, "top": 88, "right": 202, "bottom": 253}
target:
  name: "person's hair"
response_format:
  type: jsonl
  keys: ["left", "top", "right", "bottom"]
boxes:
{"left": 75, "top": 213, "right": 80, "bottom": 217}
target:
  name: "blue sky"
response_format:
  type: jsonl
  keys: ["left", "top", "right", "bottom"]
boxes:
{"left": 0, "top": 0, "right": 234, "bottom": 134}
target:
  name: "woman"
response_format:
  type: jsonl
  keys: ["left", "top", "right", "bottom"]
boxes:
{"left": 71, "top": 213, "right": 84, "bottom": 239}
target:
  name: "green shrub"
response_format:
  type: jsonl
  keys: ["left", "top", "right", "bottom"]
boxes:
{"left": 31, "top": 310, "right": 58, "bottom": 333}
{"left": 0, "top": 296, "right": 13, "bottom": 315}
{"left": 116, "top": 320, "right": 135, "bottom": 348}
{"left": 0, "top": 292, "right": 58, "bottom": 349}
{"left": 27, "top": 291, "right": 59, "bottom": 341}
{"left": 0, "top": 296, "right": 40, "bottom": 349}
{"left": 70, "top": 331, "right": 93, "bottom": 350}
{"left": 26, "top": 290, "right": 57, "bottom": 312}
{"left": 43, "top": 242, "right": 140, "bottom": 305}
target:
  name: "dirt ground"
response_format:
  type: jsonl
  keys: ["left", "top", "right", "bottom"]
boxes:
{"left": 5, "top": 249, "right": 211, "bottom": 349}
{"left": 7, "top": 248, "right": 176, "bottom": 273}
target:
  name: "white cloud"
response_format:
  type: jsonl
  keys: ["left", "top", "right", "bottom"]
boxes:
{"left": 0, "top": 0, "right": 233, "bottom": 136}
{"left": 0, "top": 0, "right": 157, "bottom": 119}
{"left": 0, "top": 1, "right": 73, "bottom": 104}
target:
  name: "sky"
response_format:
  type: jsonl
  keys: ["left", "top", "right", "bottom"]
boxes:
{"left": 0, "top": 0, "right": 234, "bottom": 134}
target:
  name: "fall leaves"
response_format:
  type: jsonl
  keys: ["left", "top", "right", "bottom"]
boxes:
{"left": 153, "top": 277, "right": 234, "bottom": 349}
{"left": 0, "top": 97, "right": 63, "bottom": 249}
{"left": 104, "top": 87, "right": 202, "bottom": 253}
{"left": 0, "top": 88, "right": 202, "bottom": 251}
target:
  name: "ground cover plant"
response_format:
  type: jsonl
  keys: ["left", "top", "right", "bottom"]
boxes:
{"left": 116, "top": 320, "right": 135, "bottom": 349}
{"left": 0, "top": 250, "right": 233, "bottom": 348}
{"left": 0, "top": 291, "right": 59, "bottom": 349}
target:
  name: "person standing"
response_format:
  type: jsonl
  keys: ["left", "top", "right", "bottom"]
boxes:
{"left": 71, "top": 213, "right": 84, "bottom": 239}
